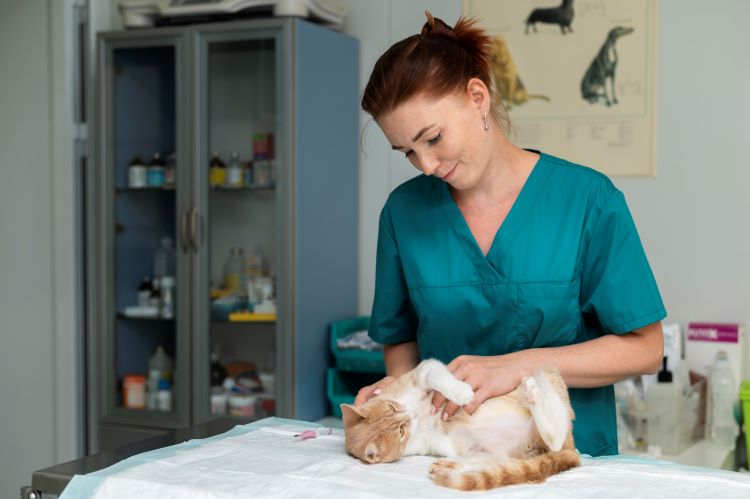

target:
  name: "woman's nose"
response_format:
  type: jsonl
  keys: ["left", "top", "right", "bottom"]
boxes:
{"left": 418, "top": 153, "right": 440, "bottom": 176}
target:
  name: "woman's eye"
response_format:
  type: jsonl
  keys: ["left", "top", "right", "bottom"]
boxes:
{"left": 399, "top": 425, "right": 405, "bottom": 437}
{"left": 403, "top": 150, "right": 413, "bottom": 158}
{"left": 427, "top": 133, "right": 442, "bottom": 145}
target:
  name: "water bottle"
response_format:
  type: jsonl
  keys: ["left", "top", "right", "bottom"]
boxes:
{"left": 153, "top": 237, "right": 175, "bottom": 280}
{"left": 225, "top": 152, "right": 243, "bottom": 188}
{"left": 707, "top": 350, "right": 737, "bottom": 447}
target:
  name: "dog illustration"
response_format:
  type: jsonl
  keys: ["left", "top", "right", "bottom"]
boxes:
{"left": 580, "top": 26, "right": 634, "bottom": 106}
{"left": 526, "top": 0, "right": 575, "bottom": 34}
{"left": 488, "top": 36, "right": 550, "bottom": 110}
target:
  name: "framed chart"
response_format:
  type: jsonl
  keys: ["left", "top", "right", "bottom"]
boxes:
{"left": 463, "top": 0, "right": 658, "bottom": 176}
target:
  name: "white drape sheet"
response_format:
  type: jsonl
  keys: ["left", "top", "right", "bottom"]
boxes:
{"left": 61, "top": 417, "right": 750, "bottom": 498}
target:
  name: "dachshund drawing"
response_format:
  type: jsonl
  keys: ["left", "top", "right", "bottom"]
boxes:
{"left": 525, "top": 0, "right": 574, "bottom": 34}
{"left": 580, "top": 26, "right": 634, "bottom": 106}
{"left": 488, "top": 36, "right": 549, "bottom": 110}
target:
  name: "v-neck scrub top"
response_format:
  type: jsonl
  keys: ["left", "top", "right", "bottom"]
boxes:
{"left": 368, "top": 152, "right": 666, "bottom": 457}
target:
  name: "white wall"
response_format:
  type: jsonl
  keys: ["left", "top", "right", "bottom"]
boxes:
{"left": 617, "top": 0, "right": 750, "bottom": 336}
{"left": 348, "top": 0, "right": 750, "bottom": 356}
{"left": 0, "top": 0, "right": 56, "bottom": 494}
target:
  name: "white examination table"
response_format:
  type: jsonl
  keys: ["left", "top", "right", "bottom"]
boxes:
{"left": 58, "top": 417, "right": 750, "bottom": 498}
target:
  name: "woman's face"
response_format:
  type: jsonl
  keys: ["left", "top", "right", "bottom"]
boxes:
{"left": 378, "top": 89, "right": 489, "bottom": 190}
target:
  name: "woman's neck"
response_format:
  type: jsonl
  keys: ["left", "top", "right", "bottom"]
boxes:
{"left": 452, "top": 133, "right": 537, "bottom": 208}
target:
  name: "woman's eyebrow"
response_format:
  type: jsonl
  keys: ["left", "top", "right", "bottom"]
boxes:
{"left": 391, "top": 124, "right": 436, "bottom": 150}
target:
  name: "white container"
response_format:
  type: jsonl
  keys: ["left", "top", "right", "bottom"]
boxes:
{"left": 128, "top": 164, "right": 147, "bottom": 188}
{"left": 160, "top": 276, "right": 175, "bottom": 319}
{"left": 157, "top": 379, "right": 172, "bottom": 412}
{"left": 210, "top": 391, "right": 228, "bottom": 415}
{"left": 706, "top": 351, "right": 737, "bottom": 448}
{"left": 646, "top": 380, "right": 684, "bottom": 453}
{"left": 225, "top": 152, "right": 243, "bottom": 188}
{"left": 228, "top": 394, "right": 257, "bottom": 417}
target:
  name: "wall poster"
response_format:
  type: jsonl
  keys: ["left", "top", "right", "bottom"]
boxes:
{"left": 463, "top": 0, "right": 658, "bottom": 176}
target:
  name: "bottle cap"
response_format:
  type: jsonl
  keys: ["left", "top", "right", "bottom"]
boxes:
{"left": 657, "top": 356, "right": 673, "bottom": 383}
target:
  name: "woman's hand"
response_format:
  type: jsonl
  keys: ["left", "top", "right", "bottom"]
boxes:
{"left": 431, "top": 354, "right": 532, "bottom": 419}
{"left": 354, "top": 375, "right": 397, "bottom": 406}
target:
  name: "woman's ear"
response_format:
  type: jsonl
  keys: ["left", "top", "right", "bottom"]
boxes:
{"left": 465, "top": 77, "right": 490, "bottom": 112}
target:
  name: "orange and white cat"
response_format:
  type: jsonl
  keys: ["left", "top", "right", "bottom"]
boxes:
{"left": 341, "top": 359, "right": 579, "bottom": 490}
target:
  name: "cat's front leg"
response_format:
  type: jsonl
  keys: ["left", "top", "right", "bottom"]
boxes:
{"left": 417, "top": 359, "right": 474, "bottom": 406}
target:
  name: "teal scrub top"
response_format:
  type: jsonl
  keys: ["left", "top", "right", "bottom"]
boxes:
{"left": 368, "top": 152, "right": 666, "bottom": 457}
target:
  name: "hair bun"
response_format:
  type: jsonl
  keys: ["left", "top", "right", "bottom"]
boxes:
{"left": 421, "top": 10, "right": 456, "bottom": 39}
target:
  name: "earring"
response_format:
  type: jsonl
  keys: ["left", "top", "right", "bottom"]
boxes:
{"left": 483, "top": 112, "right": 489, "bottom": 131}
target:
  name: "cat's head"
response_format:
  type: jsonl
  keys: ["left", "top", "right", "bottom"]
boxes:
{"left": 340, "top": 399, "right": 412, "bottom": 464}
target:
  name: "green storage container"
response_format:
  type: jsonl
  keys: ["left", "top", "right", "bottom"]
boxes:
{"left": 326, "top": 368, "right": 383, "bottom": 417}
{"left": 329, "top": 316, "right": 385, "bottom": 373}
{"left": 741, "top": 380, "right": 750, "bottom": 465}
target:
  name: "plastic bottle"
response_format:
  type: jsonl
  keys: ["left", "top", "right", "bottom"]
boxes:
{"left": 160, "top": 276, "right": 175, "bottom": 319}
{"left": 157, "top": 378, "right": 172, "bottom": 412}
{"left": 147, "top": 152, "right": 165, "bottom": 187}
{"left": 149, "top": 346, "right": 173, "bottom": 383}
{"left": 646, "top": 356, "right": 684, "bottom": 454}
{"left": 128, "top": 156, "right": 147, "bottom": 188}
{"left": 224, "top": 247, "right": 244, "bottom": 292}
{"left": 225, "top": 152, "right": 243, "bottom": 188}
{"left": 153, "top": 237, "right": 175, "bottom": 280}
{"left": 209, "top": 152, "right": 226, "bottom": 187}
{"left": 707, "top": 350, "right": 737, "bottom": 447}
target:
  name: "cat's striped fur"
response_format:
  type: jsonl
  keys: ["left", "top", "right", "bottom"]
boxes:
{"left": 341, "top": 359, "right": 579, "bottom": 490}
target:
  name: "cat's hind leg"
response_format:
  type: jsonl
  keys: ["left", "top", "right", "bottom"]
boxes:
{"left": 522, "top": 370, "right": 571, "bottom": 452}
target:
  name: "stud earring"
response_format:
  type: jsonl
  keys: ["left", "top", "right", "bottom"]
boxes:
{"left": 483, "top": 112, "right": 489, "bottom": 131}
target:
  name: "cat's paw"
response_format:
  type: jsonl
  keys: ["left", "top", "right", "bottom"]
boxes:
{"left": 444, "top": 382, "right": 474, "bottom": 406}
{"left": 522, "top": 376, "right": 543, "bottom": 408}
{"left": 429, "top": 460, "right": 461, "bottom": 489}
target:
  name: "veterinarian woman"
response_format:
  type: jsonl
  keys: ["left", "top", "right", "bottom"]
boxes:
{"left": 354, "top": 12, "right": 665, "bottom": 457}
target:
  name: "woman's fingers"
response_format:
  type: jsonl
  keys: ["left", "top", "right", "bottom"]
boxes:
{"left": 354, "top": 376, "right": 395, "bottom": 406}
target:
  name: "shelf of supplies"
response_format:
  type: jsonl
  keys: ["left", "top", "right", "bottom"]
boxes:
{"left": 209, "top": 185, "right": 276, "bottom": 192}
{"left": 227, "top": 312, "right": 277, "bottom": 323}
{"left": 117, "top": 312, "right": 174, "bottom": 321}
{"left": 116, "top": 187, "right": 176, "bottom": 193}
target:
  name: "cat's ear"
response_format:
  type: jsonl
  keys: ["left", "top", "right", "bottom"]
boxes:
{"left": 387, "top": 401, "right": 405, "bottom": 413}
{"left": 340, "top": 404, "right": 365, "bottom": 427}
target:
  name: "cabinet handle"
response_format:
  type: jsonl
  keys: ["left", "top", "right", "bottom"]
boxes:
{"left": 190, "top": 205, "right": 200, "bottom": 251}
{"left": 179, "top": 209, "right": 190, "bottom": 252}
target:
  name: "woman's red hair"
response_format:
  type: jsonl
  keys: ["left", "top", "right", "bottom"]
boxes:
{"left": 362, "top": 12, "right": 494, "bottom": 120}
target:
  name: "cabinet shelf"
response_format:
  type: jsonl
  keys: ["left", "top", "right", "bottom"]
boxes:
{"left": 209, "top": 185, "right": 276, "bottom": 192}
{"left": 117, "top": 312, "right": 174, "bottom": 322}
{"left": 116, "top": 187, "right": 176, "bottom": 193}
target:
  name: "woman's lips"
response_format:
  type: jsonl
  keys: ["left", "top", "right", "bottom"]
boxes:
{"left": 440, "top": 164, "right": 457, "bottom": 181}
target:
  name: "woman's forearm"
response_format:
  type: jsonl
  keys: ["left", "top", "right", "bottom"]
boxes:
{"left": 508, "top": 322, "right": 664, "bottom": 388}
{"left": 384, "top": 341, "right": 420, "bottom": 377}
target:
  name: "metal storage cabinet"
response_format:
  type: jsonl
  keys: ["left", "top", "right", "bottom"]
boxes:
{"left": 89, "top": 18, "right": 358, "bottom": 452}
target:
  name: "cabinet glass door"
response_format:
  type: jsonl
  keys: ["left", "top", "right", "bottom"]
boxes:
{"left": 194, "top": 26, "right": 284, "bottom": 422}
{"left": 101, "top": 33, "right": 189, "bottom": 429}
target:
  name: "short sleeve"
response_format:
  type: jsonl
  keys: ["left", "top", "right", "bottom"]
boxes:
{"left": 580, "top": 190, "right": 666, "bottom": 333}
{"left": 368, "top": 203, "right": 418, "bottom": 344}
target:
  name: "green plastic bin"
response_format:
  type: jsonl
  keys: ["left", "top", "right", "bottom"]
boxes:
{"left": 329, "top": 316, "right": 385, "bottom": 373}
{"left": 326, "top": 368, "right": 383, "bottom": 417}
{"left": 741, "top": 380, "right": 750, "bottom": 465}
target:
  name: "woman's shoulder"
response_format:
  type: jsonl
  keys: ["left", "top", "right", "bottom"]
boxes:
{"left": 540, "top": 152, "right": 620, "bottom": 202}
{"left": 384, "top": 174, "right": 439, "bottom": 208}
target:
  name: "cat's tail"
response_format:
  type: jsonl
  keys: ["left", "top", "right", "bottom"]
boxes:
{"left": 428, "top": 449, "right": 580, "bottom": 490}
